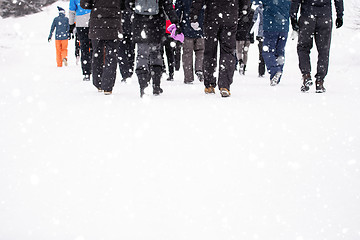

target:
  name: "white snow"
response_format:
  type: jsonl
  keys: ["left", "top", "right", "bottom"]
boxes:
{"left": 0, "top": 2, "right": 360, "bottom": 240}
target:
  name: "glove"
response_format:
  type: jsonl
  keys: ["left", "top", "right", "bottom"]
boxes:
{"left": 291, "top": 30, "right": 299, "bottom": 40}
{"left": 290, "top": 17, "right": 299, "bottom": 31}
{"left": 48, "top": 37, "right": 51, "bottom": 42}
{"left": 191, "top": 22, "right": 201, "bottom": 31}
{"left": 336, "top": 17, "right": 343, "bottom": 28}
{"left": 69, "top": 24, "right": 75, "bottom": 34}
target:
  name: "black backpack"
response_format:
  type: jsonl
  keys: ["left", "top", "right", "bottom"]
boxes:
{"left": 134, "top": 0, "right": 160, "bottom": 15}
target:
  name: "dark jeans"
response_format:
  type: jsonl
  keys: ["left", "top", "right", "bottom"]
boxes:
{"left": 174, "top": 41, "right": 182, "bottom": 71}
{"left": 77, "top": 27, "right": 92, "bottom": 76}
{"left": 117, "top": 35, "right": 135, "bottom": 79}
{"left": 203, "top": 22, "right": 237, "bottom": 90}
{"left": 163, "top": 34, "right": 175, "bottom": 76}
{"left": 297, "top": 15, "right": 332, "bottom": 81}
{"left": 257, "top": 37, "right": 265, "bottom": 76}
{"left": 92, "top": 39, "right": 119, "bottom": 92}
{"left": 136, "top": 43, "right": 163, "bottom": 89}
{"left": 262, "top": 31, "right": 288, "bottom": 80}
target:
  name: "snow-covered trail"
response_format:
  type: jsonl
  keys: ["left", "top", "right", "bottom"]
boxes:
{"left": 0, "top": 2, "right": 360, "bottom": 240}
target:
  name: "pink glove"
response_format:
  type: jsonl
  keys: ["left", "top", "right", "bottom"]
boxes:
{"left": 167, "top": 24, "right": 184, "bottom": 43}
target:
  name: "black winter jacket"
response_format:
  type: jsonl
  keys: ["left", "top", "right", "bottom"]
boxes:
{"left": 126, "top": 0, "right": 179, "bottom": 44}
{"left": 190, "top": 0, "right": 240, "bottom": 25}
{"left": 81, "top": 0, "right": 125, "bottom": 40}
{"left": 290, "top": 0, "right": 344, "bottom": 19}
{"left": 236, "top": 1, "right": 254, "bottom": 41}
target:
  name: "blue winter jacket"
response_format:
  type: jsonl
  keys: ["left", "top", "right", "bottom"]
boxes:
{"left": 69, "top": 0, "right": 91, "bottom": 16}
{"left": 175, "top": 0, "right": 204, "bottom": 38}
{"left": 48, "top": 12, "right": 69, "bottom": 40}
{"left": 252, "top": 0, "right": 291, "bottom": 32}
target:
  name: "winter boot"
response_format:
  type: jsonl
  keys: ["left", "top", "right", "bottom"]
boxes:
{"left": 63, "top": 58, "right": 68, "bottom": 67}
{"left": 83, "top": 74, "right": 90, "bottom": 81}
{"left": 104, "top": 91, "right": 112, "bottom": 95}
{"left": 196, "top": 71, "right": 204, "bottom": 82}
{"left": 270, "top": 72, "right": 282, "bottom": 86}
{"left": 167, "top": 73, "right": 174, "bottom": 81}
{"left": 300, "top": 73, "right": 313, "bottom": 92}
{"left": 153, "top": 85, "right": 163, "bottom": 96}
{"left": 242, "top": 65, "right": 246, "bottom": 75}
{"left": 316, "top": 79, "right": 326, "bottom": 93}
{"left": 220, "top": 88, "right": 231, "bottom": 97}
{"left": 204, "top": 86, "right": 215, "bottom": 94}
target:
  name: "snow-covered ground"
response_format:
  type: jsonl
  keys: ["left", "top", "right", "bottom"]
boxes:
{"left": 0, "top": 2, "right": 360, "bottom": 240}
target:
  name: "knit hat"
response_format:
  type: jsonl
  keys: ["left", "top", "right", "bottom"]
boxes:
{"left": 57, "top": 6, "right": 65, "bottom": 14}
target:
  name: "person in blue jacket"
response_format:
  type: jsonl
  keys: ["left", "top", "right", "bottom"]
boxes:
{"left": 253, "top": 0, "right": 291, "bottom": 86}
{"left": 69, "top": 0, "right": 92, "bottom": 81}
{"left": 48, "top": 6, "right": 70, "bottom": 67}
{"left": 175, "top": 0, "right": 204, "bottom": 84}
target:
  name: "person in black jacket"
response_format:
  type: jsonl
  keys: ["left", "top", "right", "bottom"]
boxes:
{"left": 290, "top": 0, "right": 344, "bottom": 93}
{"left": 190, "top": 0, "right": 240, "bottom": 97}
{"left": 81, "top": 0, "right": 125, "bottom": 95}
{"left": 236, "top": 0, "right": 254, "bottom": 75}
{"left": 126, "top": 0, "right": 180, "bottom": 97}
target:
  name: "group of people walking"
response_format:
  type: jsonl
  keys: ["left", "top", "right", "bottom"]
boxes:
{"left": 48, "top": 0, "right": 344, "bottom": 97}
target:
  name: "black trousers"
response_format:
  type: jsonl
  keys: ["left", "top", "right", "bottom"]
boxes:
{"left": 92, "top": 39, "right": 119, "bottom": 92}
{"left": 117, "top": 35, "right": 135, "bottom": 79}
{"left": 257, "top": 37, "right": 265, "bottom": 76}
{"left": 77, "top": 27, "right": 92, "bottom": 76}
{"left": 163, "top": 34, "right": 175, "bottom": 76}
{"left": 297, "top": 15, "right": 332, "bottom": 81}
{"left": 203, "top": 22, "right": 237, "bottom": 90}
{"left": 136, "top": 43, "right": 163, "bottom": 89}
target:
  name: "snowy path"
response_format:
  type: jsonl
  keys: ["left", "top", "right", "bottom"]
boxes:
{"left": 0, "top": 2, "right": 360, "bottom": 240}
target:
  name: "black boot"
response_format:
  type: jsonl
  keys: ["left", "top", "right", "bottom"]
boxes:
{"left": 300, "top": 73, "right": 313, "bottom": 92}
{"left": 153, "top": 85, "right": 163, "bottom": 95}
{"left": 316, "top": 79, "right": 326, "bottom": 93}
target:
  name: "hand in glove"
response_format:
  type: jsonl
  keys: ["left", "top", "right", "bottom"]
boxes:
{"left": 69, "top": 24, "right": 75, "bottom": 34}
{"left": 191, "top": 22, "right": 201, "bottom": 31}
{"left": 336, "top": 17, "right": 343, "bottom": 28}
{"left": 48, "top": 37, "right": 51, "bottom": 42}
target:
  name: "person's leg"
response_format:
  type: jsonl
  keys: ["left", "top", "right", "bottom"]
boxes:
{"left": 314, "top": 16, "right": 332, "bottom": 81}
{"left": 101, "top": 40, "right": 119, "bottom": 93}
{"left": 257, "top": 37, "right": 265, "bottom": 76}
{"left": 55, "top": 40, "right": 62, "bottom": 67}
{"left": 194, "top": 37, "right": 204, "bottom": 73}
{"left": 274, "top": 32, "right": 288, "bottom": 82}
{"left": 136, "top": 43, "right": 152, "bottom": 90}
{"left": 61, "top": 40, "right": 68, "bottom": 62}
{"left": 149, "top": 43, "right": 164, "bottom": 88}
{"left": 91, "top": 39, "right": 104, "bottom": 90}
{"left": 182, "top": 37, "right": 195, "bottom": 83}
{"left": 164, "top": 35, "right": 175, "bottom": 79}
{"left": 118, "top": 36, "right": 133, "bottom": 79}
{"left": 174, "top": 41, "right": 182, "bottom": 71}
{"left": 242, "top": 41, "right": 251, "bottom": 65}
{"left": 297, "top": 16, "right": 316, "bottom": 76}
{"left": 203, "top": 23, "right": 220, "bottom": 88}
{"left": 218, "top": 23, "right": 237, "bottom": 91}
{"left": 77, "top": 27, "right": 92, "bottom": 76}
{"left": 263, "top": 31, "right": 281, "bottom": 80}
